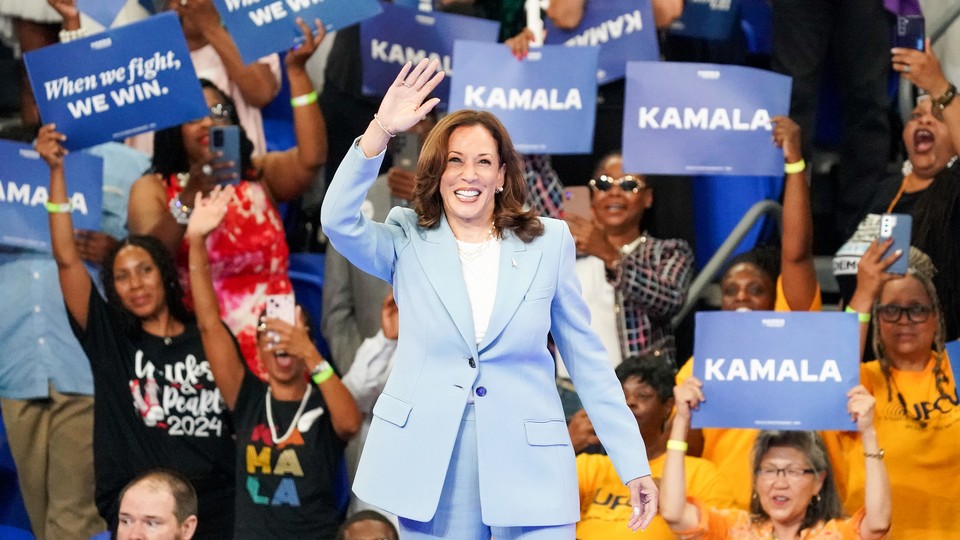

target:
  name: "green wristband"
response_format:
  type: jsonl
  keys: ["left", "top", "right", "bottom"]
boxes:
{"left": 845, "top": 305, "right": 871, "bottom": 323}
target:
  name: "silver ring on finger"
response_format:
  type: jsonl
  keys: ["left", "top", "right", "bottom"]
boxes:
{"left": 902, "top": 65, "right": 911, "bottom": 73}
{"left": 202, "top": 164, "right": 214, "bottom": 176}
{"left": 402, "top": 82, "right": 413, "bottom": 88}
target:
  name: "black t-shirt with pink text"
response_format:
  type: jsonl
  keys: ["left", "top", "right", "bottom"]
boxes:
{"left": 70, "top": 286, "right": 235, "bottom": 539}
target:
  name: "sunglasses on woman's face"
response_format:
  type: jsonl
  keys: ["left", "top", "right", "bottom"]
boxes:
{"left": 588, "top": 175, "right": 646, "bottom": 194}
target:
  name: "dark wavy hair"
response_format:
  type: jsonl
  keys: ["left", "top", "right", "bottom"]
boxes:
{"left": 151, "top": 79, "right": 255, "bottom": 179}
{"left": 411, "top": 109, "right": 544, "bottom": 243}
{"left": 910, "top": 160, "right": 960, "bottom": 339}
{"left": 750, "top": 431, "right": 843, "bottom": 530}
{"left": 101, "top": 235, "right": 194, "bottom": 336}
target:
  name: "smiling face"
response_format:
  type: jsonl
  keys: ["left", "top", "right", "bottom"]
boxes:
{"left": 755, "top": 446, "right": 825, "bottom": 530}
{"left": 877, "top": 275, "right": 938, "bottom": 366}
{"left": 903, "top": 99, "right": 955, "bottom": 179}
{"left": 720, "top": 262, "right": 776, "bottom": 311}
{"left": 113, "top": 245, "right": 168, "bottom": 321}
{"left": 439, "top": 124, "right": 505, "bottom": 238}
{"left": 590, "top": 155, "right": 652, "bottom": 233}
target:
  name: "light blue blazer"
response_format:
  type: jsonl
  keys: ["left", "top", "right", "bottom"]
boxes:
{"left": 320, "top": 141, "right": 650, "bottom": 526}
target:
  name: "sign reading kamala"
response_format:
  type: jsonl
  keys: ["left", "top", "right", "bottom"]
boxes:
{"left": 544, "top": 0, "right": 659, "bottom": 85}
{"left": 448, "top": 41, "right": 598, "bottom": 154}
{"left": 213, "top": 0, "right": 382, "bottom": 65}
{"left": 360, "top": 3, "right": 500, "bottom": 102}
{"left": 0, "top": 140, "right": 103, "bottom": 252}
{"left": 621, "top": 61, "right": 790, "bottom": 176}
{"left": 669, "top": 0, "right": 740, "bottom": 41}
{"left": 24, "top": 13, "right": 208, "bottom": 152}
{"left": 691, "top": 311, "right": 860, "bottom": 431}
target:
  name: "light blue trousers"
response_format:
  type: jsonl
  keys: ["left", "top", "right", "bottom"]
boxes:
{"left": 398, "top": 404, "right": 576, "bottom": 540}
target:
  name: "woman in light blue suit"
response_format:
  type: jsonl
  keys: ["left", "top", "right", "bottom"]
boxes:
{"left": 320, "top": 59, "right": 658, "bottom": 539}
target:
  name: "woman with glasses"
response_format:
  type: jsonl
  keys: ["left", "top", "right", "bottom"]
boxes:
{"left": 127, "top": 19, "right": 327, "bottom": 379}
{"left": 563, "top": 153, "right": 694, "bottom": 367}
{"left": 840, "top": 244, "right": 960, "bottom": 538}
{"left": 660, "top": 376, "right": 891, "bottom": 539}
{"left": 674, "top": 116, "right": 825, "bottom": 510}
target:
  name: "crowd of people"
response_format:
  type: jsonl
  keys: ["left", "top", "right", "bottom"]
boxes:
{"left": 0, "top": 0, "right": 958, "bottom": 539}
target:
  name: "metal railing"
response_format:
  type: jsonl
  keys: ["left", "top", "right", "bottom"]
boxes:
{"left": 671, "top": 199, "right": 783, "bottom": 329}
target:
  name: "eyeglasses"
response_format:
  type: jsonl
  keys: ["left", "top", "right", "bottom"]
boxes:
{"left": 877, "top": 303, "right": 934, "bottom": 323}
{"left": 589, "top": 175, "right": 646, "bottom": 194}
{"left": 190, "top": 103, "right": 233, "bottom": 125}
{"left": 756, "top": 466, "right": 816, "bottom": 481}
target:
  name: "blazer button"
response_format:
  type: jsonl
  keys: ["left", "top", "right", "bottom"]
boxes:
{"left": 468, "top": 357, "right": 476, "bottom": 368}
{"left": 476, "top": 386, "right": 487, "bottom": 397}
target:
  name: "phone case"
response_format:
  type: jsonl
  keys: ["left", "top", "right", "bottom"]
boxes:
{"left": 879, "top": 213, "right": 912, "bottom": 275}
{"left": 210, "top": 125, "right": 241, "bottom": 185}
{"left": 896, "top": 15, "right": 925, "bottom": 50}
{"left": 563, "top": 186, "right": 592, "bottom": 220}
{"left": 266, "top": 293, "right": 296, "bottom": 325}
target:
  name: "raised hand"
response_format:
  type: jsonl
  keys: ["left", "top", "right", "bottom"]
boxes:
{"left": 186, "top": 184, "right": 235, "bottom": 239}
{"left": 377, "top": 59, "right": 445, "bottom": 135}
{"left": 847, "top": 384, "right": 876, "bottom": 433}
{"left": 771, "top": 115, "right": 802, "bottom": 164}
{"left": 892, "top": 39, "right": 952, "bottom": 97}
{"left": 35, "top": 124, "right": 69, "bottom": 169}
{"left": 286, "top": 17, "right": 326, "bottom": 72}
{"left": 672, "top": 376, "right": 705, "bottom": 424}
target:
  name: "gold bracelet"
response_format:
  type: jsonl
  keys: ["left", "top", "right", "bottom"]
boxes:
{"left": 864, "top": 448, "right": 885, "bottom": 460}
{"left": 666, "top": 439, "right": 688, "bottom": 453}
{"left": 290, "top": 91, "right": 318, "bottom": 108}
{"left": 373, "top": 114, "right": 397, "bottom": 138}
{"left": 784, "top": 159, "right": 806, "bottom": 174}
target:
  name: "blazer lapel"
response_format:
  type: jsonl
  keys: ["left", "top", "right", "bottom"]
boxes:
{"left": 479, "top": 231, "right": 541, "bottom": 351}
{"left": 410, "top": 214, "right": 478, "bottom": 356}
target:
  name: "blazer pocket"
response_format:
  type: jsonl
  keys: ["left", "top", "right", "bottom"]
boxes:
{"left": 372, "top": 393, "right": 413, "bottom": 428}
{"left": 524, "top": 419, "right": 570, "bottom": 446}
{"left": 524, "top": 286, "right": 555, "bottom": 301}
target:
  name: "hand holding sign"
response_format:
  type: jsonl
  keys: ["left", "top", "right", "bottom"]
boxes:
{"left": 771, "top": 115, "right": 802, "bottom": 165}
{"left": 285, "top": 17, "right": 326, "bottom": 71}
{"left": 361, "top": 60, "right": 444, "bottom": 157}
{"left": 177, "top": 0, "right": 224, "bottom": 36}
{"left": 36, "top": 124, "right": 70, "bottom": 170}
{"left": 673, "top": 376, "right": 705, "bottom": 425}
{"left": 847, "top": 385, "right": 876, "bottom": 433}
{"left": 47, "top": 0, "right": 80, "bottom": 23}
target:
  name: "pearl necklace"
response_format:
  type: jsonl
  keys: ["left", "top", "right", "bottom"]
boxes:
{"left": 265, "top": 385, "right": 312, "bottom": 444}
{"left": 456, "top": 224, "right": 497, "bottom": 261}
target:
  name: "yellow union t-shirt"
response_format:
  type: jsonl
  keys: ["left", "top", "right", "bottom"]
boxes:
{"left": 576, "top": 451, "right": 735, "bottom": 540}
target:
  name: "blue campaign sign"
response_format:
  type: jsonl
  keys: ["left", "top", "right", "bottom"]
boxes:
{"left": 360, "top": 3, "right": 500, "bottom": 102}
{"left": 77, "top": 0, "right": 127, "bottom": 28}
{"left": 24, "top": 12, "right": 208, "bottom": 152}
{"left": 213, "top": 0, "right": 383, "bottom": 65}
{"left": 448, "top": 41, "right": 598, "bottom": 154}
{"left": 669, "top": 0, "right": 741, "bottom": 41}
{"left": 0, "top": 140, "right": 103, "bottom": 252}
{"left": 691, "top": 311, "right": 860, "bottom": 431}
{"left": 544, "top": 0, "right": 659, "bottom": 85}
{"left": 621, "top": 61, "right": 790, "bottom": 176}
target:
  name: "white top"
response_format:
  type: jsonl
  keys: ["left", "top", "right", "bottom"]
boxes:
{"left": 456, "top": 237, "right": 502, "bottom": 345}
{"left": 555, "top": 236, "right": 644, "bottom": 379}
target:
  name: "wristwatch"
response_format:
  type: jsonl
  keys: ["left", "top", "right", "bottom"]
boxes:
{"left": 931, "top": 82, "right": 957, "bottom": 113}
